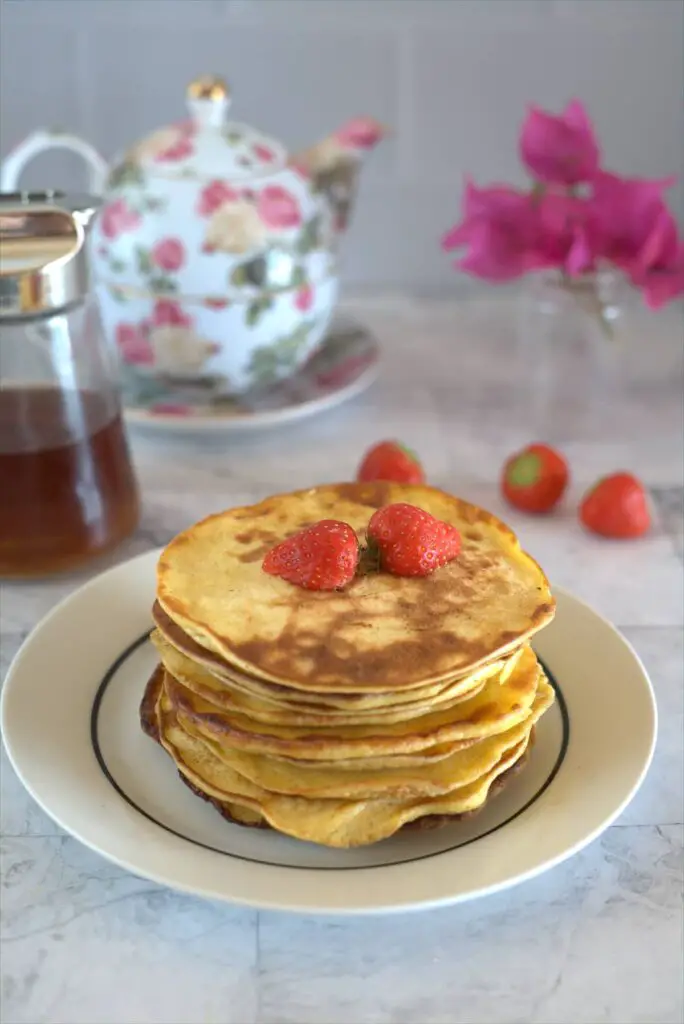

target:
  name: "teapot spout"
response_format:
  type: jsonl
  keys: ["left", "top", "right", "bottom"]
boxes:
{"left": 292, "top": 117, "right": 386, "bottom": 177}
{"left": 291, "top": 117, "right": 387, "bottom": 236}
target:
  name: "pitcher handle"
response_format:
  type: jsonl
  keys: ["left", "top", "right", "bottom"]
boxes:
{"left": 1, "top": 130, "right": 108, "bottom": 194}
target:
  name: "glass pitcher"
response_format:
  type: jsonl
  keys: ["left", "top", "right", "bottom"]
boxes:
{"left": 0, "top": 192, "right": 140, "bottom": 577}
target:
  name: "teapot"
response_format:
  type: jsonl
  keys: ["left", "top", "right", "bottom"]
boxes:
{"left": 1, "top": 75, "right": 385, "bottom": 412}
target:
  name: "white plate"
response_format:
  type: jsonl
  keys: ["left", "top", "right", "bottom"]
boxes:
{"left": 1, "top": 550, "right": 656, "bottom": 916}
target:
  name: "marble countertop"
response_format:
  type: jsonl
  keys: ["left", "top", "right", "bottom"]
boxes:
{"left": 2, "top": 296, "right": 683, "bottom": 1024}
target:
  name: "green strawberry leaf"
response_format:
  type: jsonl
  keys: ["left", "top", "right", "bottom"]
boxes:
{"left": 507, "top": 452, "right": 542, "bottom": 488}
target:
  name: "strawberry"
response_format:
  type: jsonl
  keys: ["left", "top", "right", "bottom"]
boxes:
{"left": 501, "top": 443, "right": 569, "bottom": 514}
{"left": 579, "top": 473, "right": 651, "bottom": 539}
{"left": 367, "top": 503, "right": 461, "bottom": 577}
{"left": 262, "top": 520, "right": 359, "bottom": 590}
{"left": 357, "top": 440, "right": 425, "bottom": 484}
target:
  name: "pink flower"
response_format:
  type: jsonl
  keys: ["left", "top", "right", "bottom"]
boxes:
{"left": 116, "top": 323, "right": 154, "bottom": 365}
{"left": 519, "top": 99, "right": 600, "bottom": 186}
{"left": 588, "top": 172, "right": 676, "bottom": 269}
{"left": 335, "top": 117, "right": 385, "bottom": 150}
{"left": 627, "top": 206, "right": 684, "bottom": 309}
{"left": 152, "top": 299, "right": 192, "bottom": 328}
{"left": 151, "top": 237, "right": 185, "bottom": 271}
{"left": 442, "top": 183, "right": 551, "bottom": 282}
{"left": 253, "top": 143, "right": 276, "bottom": 162}
{"left": 536, "top": 192, "right": 597, "bottom": 276}
{"left": 100, "top": 199, "right": 141, "bottom": 240}
{"left": 294, "top": 284, "right": 314, "bottom": 312}
{"left": 149, "top": 403, "right": 193, "bottom": 417}
{"left": 205, "top": 297, "right": 230, "bottom": 310}
{"left": 197, "top": 180, "right": 241, "bottom": 217}
{"left": 257, "top": 186, "right": 302, "bottom": 230}
{"left": 156, "top": 136, "right": 194, "bottom": 163}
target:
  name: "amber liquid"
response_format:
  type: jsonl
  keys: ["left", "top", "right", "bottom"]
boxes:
{"left": 0, "top": 387, "right": 140, "bottom": 578}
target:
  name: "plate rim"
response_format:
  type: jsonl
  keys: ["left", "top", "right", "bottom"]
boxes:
{"left": 0, "top": 548, "right": 658, "bottom": 916}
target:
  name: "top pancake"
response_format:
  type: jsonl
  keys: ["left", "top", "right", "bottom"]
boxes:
{"left": 157, "top": 482, "right": 554, "bottom": 692}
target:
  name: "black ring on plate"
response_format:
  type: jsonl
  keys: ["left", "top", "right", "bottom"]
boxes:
{"left": 90, "top": 630, "right": 570, "bottom": 871}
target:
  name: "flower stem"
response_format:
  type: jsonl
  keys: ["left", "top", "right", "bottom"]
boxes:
{"left": 560, "top": 270, "right": 614, "bottom": 341}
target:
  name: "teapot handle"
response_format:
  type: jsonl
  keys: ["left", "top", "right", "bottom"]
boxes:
{"left": 1, "top": 130, "right": 108, "bottom": 194}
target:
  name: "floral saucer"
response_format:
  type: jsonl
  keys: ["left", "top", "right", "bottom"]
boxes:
{"left": 122, "top": 318, "right": 379, "bottom": 432}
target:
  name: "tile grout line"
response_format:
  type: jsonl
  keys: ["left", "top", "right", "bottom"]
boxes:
{"left": 255, "top": 910, "right": 263, "bottom": 1024}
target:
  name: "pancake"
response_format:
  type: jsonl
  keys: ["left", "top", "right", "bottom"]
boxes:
{"left": 175, "top": 679, "right": 553, "bottom": 800}
{"left": 141, "top": 669, "right": 535, "bottom": 837}
{"left": 140, "top": 664, "right": 476, "bottom": 770}
{"left": 156, "top": 482, "right": 554, "bottom": 692}
{"left": 163, "top": 644, "right": 541, "bottom": 761}
{"left": 177, "top": 743, "right": 533, "bottom": 834}
{"left": 153, "top": 602, "right": 519, "bottom": 712}
{"left": 151, "top": 628, "right": 505, "bottom": 728}
{"left": 159, "top": 687, "right": 533, "bottom": 847}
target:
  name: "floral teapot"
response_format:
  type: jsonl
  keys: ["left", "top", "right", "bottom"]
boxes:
{"left": 0, "top": 75, "right": 385, "bottom": 409}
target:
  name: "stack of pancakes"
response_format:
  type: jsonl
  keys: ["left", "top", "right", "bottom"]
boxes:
{"left": 141, "top": 482, "right": 556, "bottom": 848}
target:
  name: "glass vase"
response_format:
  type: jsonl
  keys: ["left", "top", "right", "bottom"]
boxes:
{"left": 513, "top": 271, "right": 624, "bottom": 443}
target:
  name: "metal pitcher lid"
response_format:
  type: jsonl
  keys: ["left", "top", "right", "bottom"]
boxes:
{"left": 0, "top": 191, "right": 100, "bottom": 318}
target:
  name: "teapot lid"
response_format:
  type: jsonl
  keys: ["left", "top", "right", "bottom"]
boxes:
{"left": 124, "top": 75, "right": 287, "bottom": 183}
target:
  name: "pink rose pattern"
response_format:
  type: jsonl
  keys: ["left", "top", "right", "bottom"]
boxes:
{"left": 104, "top": 172, "right": 311, "bottom": 299}
{"left": 257, "top": 186, "right": 302, "bottom": 229}
{"left": 197, "top": 180, "right": 241, "bottom": 216}
{"left": 151, "top": 237, "right": 185, "bottom": 271}
{"left": 335, "top": 117, "right": 385, "bottom": 151}
{"left": 101, "top": 199, "right": 141, "bottom": 240}
{"left": 152, "top": 298, "right": 192, "bottom": 328}
{"left": 253, "top": 143, "right": 276, "bottom": 163}
{"left": 197, "top": 181, "right": 302, "bottom": 234}
{"left": 116, "top": 302, "right": 220, "bottom": 372}
{"left": 155, "top": 121, "right": 196, "bottom": 163}
{"left": 294, "top": 284, "right": 314, "bottom": 312}
{"left": 116, "top": 323, "right": 154, "bottom": 366}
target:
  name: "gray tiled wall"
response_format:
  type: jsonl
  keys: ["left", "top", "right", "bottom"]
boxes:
{"left": 1, "top": 0, "right": 683, "bottom": 293}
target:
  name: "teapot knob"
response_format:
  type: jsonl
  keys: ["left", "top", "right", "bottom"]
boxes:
{"left": 186, "top": 74, "right": 231, "bottom": 129}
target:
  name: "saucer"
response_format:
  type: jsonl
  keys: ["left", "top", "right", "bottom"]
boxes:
{"left": 123, "top": 319, "right": 379, "bottom": 433}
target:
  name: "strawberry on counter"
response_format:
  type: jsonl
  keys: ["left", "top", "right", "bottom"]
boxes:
{"left": 579, "top": 473, "right": 651, "bottom": 538}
